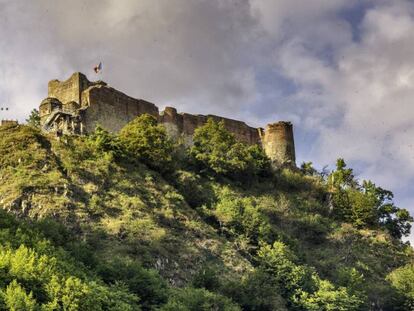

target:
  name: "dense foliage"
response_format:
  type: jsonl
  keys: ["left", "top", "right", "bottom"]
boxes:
{"left": 119, "top": 114, "right": 174, "bottom": 172}
{"left": 327, "top": 159, "right": 413, "bottom": 239}
{"left": 0, "top": 115, "right": 413, "bottom": 310}
{"left": 190, "top": 119, "right": 270, "bottom": 179}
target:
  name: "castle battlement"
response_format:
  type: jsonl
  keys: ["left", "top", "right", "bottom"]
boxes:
{"left": 39, "top": 72, "right": 295, "bottom": 167}
{"left": 0, "top": 120, "right": 18, "bottom": 127}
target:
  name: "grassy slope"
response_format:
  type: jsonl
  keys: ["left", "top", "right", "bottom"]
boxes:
{"left": 0, "top": 124, "right": 252, "bottom": 286}
{"left": 0, "top": 124, "right": 412, "bottom": 309}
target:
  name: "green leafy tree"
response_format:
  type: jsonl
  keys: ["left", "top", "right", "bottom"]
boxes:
{"left": 300, "top": 161, "right": 318, "bottom": 176}
{"left": 299, "top": 279, "right": 363, "bottom": 311}
{"left": 119, "top": 114, "right": 174, "bottom": 171}
{"left": 3, "top": 280, "right": 36, "bottom": 311}
{"left": 190, "top": 119, "right": 270, "bottom": 178}
{"left": 96, "top": 259, "right": 167, "bottom": 310}
{"left": 327, "top": 159, "right": 412, "bottom": 238}
{"left": 160, "top": 287, "right": 241, "bottom": 311}
{"left": 257, "top": 241, "right": 315, "bottom": 302}
{"left": 257, "top": 241, "right": 362, "bottom": 310}
{"left": 222, "top": 269, "right": 287, "bottom": 311}
{"left": 88, "top": 125, "right": 123, "bottom": 157}
{"left": 328, "top": 159, "right": 357, "bottom": 191}
{"left": 387, "top": 264, "right": 414, "bottom": 309}
{"left": 213, "top": 190, "right": 271, "bottom": 244}
{"left": 191, "top": 119, "right": 242, "bottom": 175}
{"left": 246, "top": 144, "right": 271, "bottom": 176}
{"left": 26, "top": 109, "right": 41, "bottom": 128}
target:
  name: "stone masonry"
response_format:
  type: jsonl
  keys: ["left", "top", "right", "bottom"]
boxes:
{"left": 39, "top": 72, "right": 296, "bottom": 167}
{"left": 0, "top": 120, "right": 18, "bottom": 127}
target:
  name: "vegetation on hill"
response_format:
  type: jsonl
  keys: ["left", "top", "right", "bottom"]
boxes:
{"left": 0, "top": 116, "right": 413, "bottom": 310}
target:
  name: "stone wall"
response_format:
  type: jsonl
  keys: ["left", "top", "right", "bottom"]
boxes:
{"left": 39, "top": 72, "right": 296, "bottom": 167}
{"left": 48, "top": 72, "right": 106, "bottom": 108}
{"left": 262, "top": 122, "right": 296, "bottom": 167}
{"left": 160, "top": 107, "right": 262, "bottom": 146}
{"left": 81, "top": 85, "right": 159, "bottom": 133}
{"left": 0, "top": 120, "right": 18, "bottom": 127}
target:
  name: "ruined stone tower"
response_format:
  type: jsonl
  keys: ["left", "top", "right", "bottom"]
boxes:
{"left": 262, "top": 122, "right": 296, "bottom": 167}
{"left": 39, "top": 72, "right": 296, "bottom": 167}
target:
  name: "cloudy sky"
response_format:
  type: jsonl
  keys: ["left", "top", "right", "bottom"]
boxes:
{"left": 1, "top": 0, "right": 414, "bottom": 241}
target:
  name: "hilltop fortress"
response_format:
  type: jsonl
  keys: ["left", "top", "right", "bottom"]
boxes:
{"left": 39, "top": 72, "right": 296, "bottom": 167}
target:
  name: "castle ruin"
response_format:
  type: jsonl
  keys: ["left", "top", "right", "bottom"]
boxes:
{"left": 0, "top": 120, "right": 18, "bottom": 127}
{"left": 39, "top": 72, "right": 295, "bottom": 167}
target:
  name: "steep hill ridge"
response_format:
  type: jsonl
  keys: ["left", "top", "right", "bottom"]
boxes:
{"left": 0, "top": 122, "right": 412, "bottom": 310}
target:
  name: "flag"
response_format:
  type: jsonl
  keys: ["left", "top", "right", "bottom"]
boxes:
{"left": 94, "top": 62, "right": 102, "bottom": 73}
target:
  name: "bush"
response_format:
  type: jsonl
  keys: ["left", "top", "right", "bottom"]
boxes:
{"left": 190, "top": 119, "right": 270, "bottom": 179}
{"left": 213, "top": 191, "right": 271, "bottom": 244}
{"left": 119, "top": 114, "right": 174, "bottom": 172}
{"left": 160, "top": 287, "right": 241, "bottom": 311}
{"left": 222, "top": 270, "right": 287, "bottom": 311}
{"left": 96, "top": 259, "right": 168, "bottom": 310}
{"left": 328, "top": 159, "right": 413, "bottom": 238}
{"left": 191, "top": 265, "right": 221, "bottom": 292}
{"left": 257, "top": 241, "right": 362, "bottom": 310}
{"left": 171, "top": 170, "right": 215, "bottom": 208}
{"left": 3, "top": 280, "right": 36, "bottom": 311}
{"left": 387, "top": 264, "right": 414, "bottom": 309}
{"left": 88, "top": 125, "right": 123, "bottom": 157}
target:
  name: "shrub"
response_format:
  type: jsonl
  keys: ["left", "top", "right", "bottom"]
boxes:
{"left": 222, "top": 270, "right": 287, "bottom": 311}
{"left": 213, "top": 189, "right": 271, "bottom": 244}
{"left": 387, "top": 264, "right": 414, "bottom": 309}
{"left": 96, "top": 258, "right": 168, "bottom": 310}
{"left": 191, "top": 265, "right": 221, "bottom": 291}
{"left": 190, "top": 119, "right": 270, "bottom": 179}
{"left": 119, "top": 114, "right": 174, "bottom": 172}
{"left": 160, "top": 287, "right": 241, "bottom": 311}
{"left": 88, "top": 125, "right": 123, "bottom": 157}
{"left": 3, "top": 280, "right": 36, "bottom": 311}
{"left": 257, "top": 241, "right": 362, "bottom": 310}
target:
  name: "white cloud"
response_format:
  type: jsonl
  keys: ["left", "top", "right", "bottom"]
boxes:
{"left": 272, "top": 1, "right": 414, "bottom": 185}
{"left": 0, "top": 0, "right": 264, "bottom": 120}
{"left": 1, "top": 0, "right": 414, "bottom": 240}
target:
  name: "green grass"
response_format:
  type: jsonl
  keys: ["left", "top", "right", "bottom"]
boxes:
{"left": 0, "top": 125, "right": 412, "bottom": 310}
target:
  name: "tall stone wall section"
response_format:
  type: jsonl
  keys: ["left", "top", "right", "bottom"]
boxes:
{"left": 39, "top": 72, "right": 296, "bottom": 167}
{"left": 48, "top": 72, "right": 93, "bottom": 105}
{"left": 81, "top": 85, "right": 158, "bottom": 133}
{"left": 160, "top": 107, "right": 262, "bottom": 146}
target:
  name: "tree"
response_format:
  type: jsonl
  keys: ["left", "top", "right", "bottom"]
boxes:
{"left": 190, "top": 119, "right": 270, "bottom": 178}
{"left": 328, "top": 158, "right": 357, "bottom": 191}
{"left": 26, "top": 109, "right": 41, "bottom": 128}
{"left": 257, "top": 242, "right": 362, "bottom": 310}
{"left": 328, "top": 159, "right": 413, "bottom": 238}
{"left": 300, "top": 162, "right": 318, "bottom": 176}
{"left": 191, "top": 119, "right": 241, "bottom": 175}
{"left": 246, "top": 144, "right": 271, "bottom": 177}
{"left": 299, "top": 279, "right": 362, "bottom": 311}
{"left": 119, "top": 114, "right": 174, "bottom": 172}
{"left": 4, "top": 280, "right": 36, "bottom": 311}
{"left": 88, "top": 125, "right": 123, "bottom": 157}
{"left": 160, "top": 287, "right": 241, "bottom": 311}
{"left": 387, "top": 264, "right": 414, "bottom": 309}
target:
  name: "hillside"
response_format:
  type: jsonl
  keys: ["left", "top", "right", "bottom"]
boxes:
{"left": 0, "top": 120, "right": 413, "bottom": 310}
